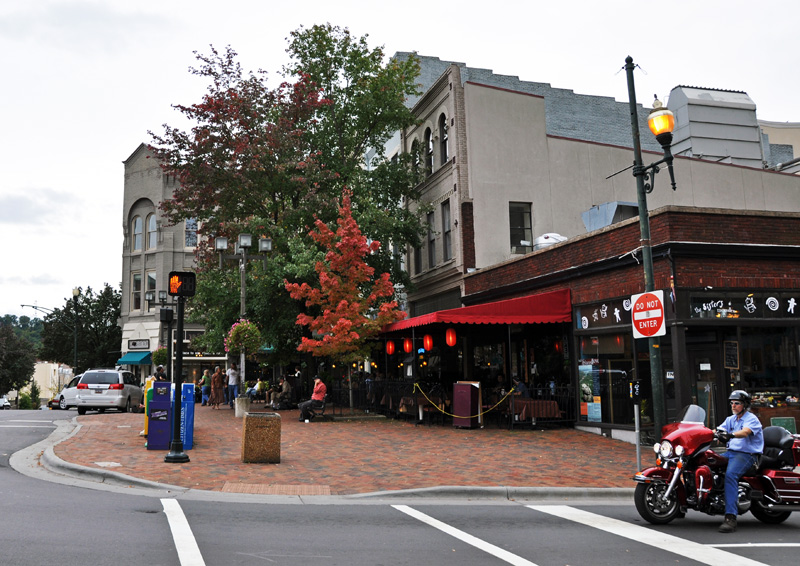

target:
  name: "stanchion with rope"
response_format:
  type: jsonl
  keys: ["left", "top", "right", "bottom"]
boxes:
{"left": 412, "top": 383, "right": 516, "bottom": 421}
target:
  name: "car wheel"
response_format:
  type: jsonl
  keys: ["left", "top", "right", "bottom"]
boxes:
{"left": 77, "top": 407, "right": 86, "bottom": 415}
{"left": 122, "top": 398, "right": 131, "bottom": 413}
{"left": 59, "top": 397, "right": 67, "bottom": 410}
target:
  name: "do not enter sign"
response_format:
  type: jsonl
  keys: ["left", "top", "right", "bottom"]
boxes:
{"left": 631, "top": 290, "right": 666, "bottom": 339}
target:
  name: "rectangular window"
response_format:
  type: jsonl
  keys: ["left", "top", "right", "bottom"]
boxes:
{"left": 132, "top": 273, "right": 142, "bottom": 311}
{"left": 427, "top": 211, "right": 436, "bottom": 268}
{"left": 509, "top": 202, "right": 532, "bottom": 254}
{"left": 441, "top": 200, "right": 452, "bottom": 261}
{"left": 413, "top": 245, "right": 422, "bottom": 275}
{"left": 185, "top": 218, "right": 198, "bottom": 248}
{"left": 146, "top": 271, "right": 157, "bottom": 311}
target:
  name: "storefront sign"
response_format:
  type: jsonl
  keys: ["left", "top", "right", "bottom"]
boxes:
{"left": 128, "top": 339, "right": 150, "bottom": 350}
{"left": 575, "top": 298, "right": 632, "bottom": 330}
{"left": 690, "top": 292, "right": 800, "bottom": 319}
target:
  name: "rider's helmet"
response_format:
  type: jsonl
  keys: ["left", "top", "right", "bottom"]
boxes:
{"left": 729, "top": 389, "right": 751, "bottom": 409}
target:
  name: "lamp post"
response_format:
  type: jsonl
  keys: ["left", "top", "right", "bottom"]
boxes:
{"left": 625, "top": 56, "right": 677, "bottom": 435}
{"left": 215, "top": 234, "right": 272, "bottom": 409}
{"left": 158, "top": 291, "right": 175, "bottom": 382}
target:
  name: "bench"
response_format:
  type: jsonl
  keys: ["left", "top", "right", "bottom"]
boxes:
{"left": 308, "top": 394, "right": 329, "bottom": 421}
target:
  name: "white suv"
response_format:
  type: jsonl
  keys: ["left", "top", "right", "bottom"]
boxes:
{"left": 76, "top": 369, "right": 143, "bottom": 415}
{"left": 0, "top": 396, "right": 10, "bottom": 410}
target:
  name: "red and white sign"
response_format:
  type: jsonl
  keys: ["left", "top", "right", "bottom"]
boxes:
{"left": 631, "top": 290, "right": 666, "bottom": 339}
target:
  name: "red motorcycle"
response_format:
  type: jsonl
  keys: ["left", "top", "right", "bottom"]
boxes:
{"left": 633, "top": 404, "right": 800, "bottom": 525}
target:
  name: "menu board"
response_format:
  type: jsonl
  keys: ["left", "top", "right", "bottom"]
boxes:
{"left": 724, "top": 341, "right": 739, "bottom": 369}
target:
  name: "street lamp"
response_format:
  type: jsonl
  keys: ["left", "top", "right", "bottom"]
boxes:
{"left": 159, "top": 291, "right": 174, "bottom": 382}
{"left": 72, "top": 287, "right": 79, "bottom": 377}
{"left": 215, "top": 233, "right": 273, "bottom": 407}
{"left": 625, "top": 56, "right": 677, "bottom": 435}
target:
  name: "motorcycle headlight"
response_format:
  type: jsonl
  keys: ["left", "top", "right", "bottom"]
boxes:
{"left": 659, "top": 441, "right": 674, "bottom": 459}
{"left": 675, "top": 445, "right": 684, "bottom": 457}
{"left": 653, "top": 442, "right": 661, "bottom": 454}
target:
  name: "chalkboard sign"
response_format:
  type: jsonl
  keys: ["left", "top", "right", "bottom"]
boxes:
{"left": 770, "top": 417, "right": 797, "bottom": 434}
{"left": 724, "top": 341, "right": 739, "bottom": 369}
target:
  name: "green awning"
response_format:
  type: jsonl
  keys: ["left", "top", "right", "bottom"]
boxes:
{"left": 117, "top": 351, "right": 152, "bottom": 365}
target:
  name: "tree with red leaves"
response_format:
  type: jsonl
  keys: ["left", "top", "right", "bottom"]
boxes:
{"left": 285, "top": 192, "right": 405, "bottom": 362}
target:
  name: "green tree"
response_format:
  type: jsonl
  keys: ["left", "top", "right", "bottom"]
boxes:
{"left": 150, "top": 26, "right": 425, "bottom": 360}
{"left": 1, "top": 314, "right": 43, "bottom": 353}
{"left": 39, "top": 285, "right": 122, "bottom": 373}
{"left": 0, "top": 323, "right": 36, "bottom": 395}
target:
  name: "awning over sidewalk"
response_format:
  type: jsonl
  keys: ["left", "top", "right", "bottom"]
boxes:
{"left": 117, "top": 351, "right": 152, "bottom": 365}
{"left": 382, "top": 289, "right": 571, "bottom": 332}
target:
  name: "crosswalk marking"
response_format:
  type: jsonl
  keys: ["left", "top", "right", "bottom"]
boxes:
{"left": 528, "top": 505, "right": 770, "bottom": 566}
{"left": 161, "top": 499, "right": 206, "bottom": 566}
{"left": 393, "top": 504, "right": 539, "bottom": 566}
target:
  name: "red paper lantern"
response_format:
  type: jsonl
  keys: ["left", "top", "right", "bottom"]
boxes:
{"left": 403, "top": 338, "right": 413, "bottom": 353}
{"left": 423, "top": 334, "right": 433, "bottom": 351}
{"left": 445, "top": 327, "right": 457, "bottom": 347}
{"left": 386, "top": 340, "right": 395, "bottom": 355}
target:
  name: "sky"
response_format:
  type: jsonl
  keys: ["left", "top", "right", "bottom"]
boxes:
{"left": 1, "top": 0, "right": 798, "bottom": 319}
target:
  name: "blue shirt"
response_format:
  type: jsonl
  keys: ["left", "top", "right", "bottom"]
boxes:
{"left": 720, "top": 410, "right": 764, "bottom": 454}
{"left": 513, "top": 381, "right": 530, "bottom": 398}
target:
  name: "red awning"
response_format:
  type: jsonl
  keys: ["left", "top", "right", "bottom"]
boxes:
{"left": 382, "top": 289, "right": 571, "bottom": 332}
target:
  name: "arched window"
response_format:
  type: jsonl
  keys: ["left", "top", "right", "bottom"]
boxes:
{"left": 131, "top": 216, "right": 142, "bottom": 252}
{"left": 411, "top": 139, "right": 421, "bottom": 174}
{"left": 146, "top": 214, "right": 157, "bottom": 250}
{"left": 438, "top": 113, "right": 449, "bottom": 164}
{"left": 424, "top": 128, "right": 433, "bottom": 176}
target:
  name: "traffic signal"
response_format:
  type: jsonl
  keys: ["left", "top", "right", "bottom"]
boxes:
{"left": 168, "top": 271, "right": 196, "bottom": 297}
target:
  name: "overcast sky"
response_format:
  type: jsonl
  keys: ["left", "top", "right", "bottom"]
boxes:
{"left": 1, "top": 0, "right": 797, "bottom": 319}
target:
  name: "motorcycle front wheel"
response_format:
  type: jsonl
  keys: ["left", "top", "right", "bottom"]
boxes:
{"left": 634, "top": 482, "right": 681, "bottom": 525}
{"left": 750, "top": 501, "right": 792, "bottom": 524}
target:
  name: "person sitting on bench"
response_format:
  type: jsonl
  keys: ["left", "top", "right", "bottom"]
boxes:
{"left": 270, "top": 376, "right": 292, "bottom": 409}
{"left": 299, "top": 375, "right": 326, "bottom": 421}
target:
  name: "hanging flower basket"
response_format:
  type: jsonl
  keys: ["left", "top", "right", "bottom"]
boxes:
{"left": 224, "top": 319, "right": 262, "bottom": 357}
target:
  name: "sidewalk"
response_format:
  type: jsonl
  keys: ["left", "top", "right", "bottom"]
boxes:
{"left": 51, "top": 404, "right": 640, "bottom": 496}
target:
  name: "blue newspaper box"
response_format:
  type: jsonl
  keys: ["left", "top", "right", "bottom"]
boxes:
{"left": 147, "top": 382, "right": 172, "bottom": 450}
{"left": 180, "top": 383, "right": 195, "bottom": 449}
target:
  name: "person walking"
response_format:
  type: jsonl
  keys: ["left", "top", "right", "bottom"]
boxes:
{"left": 226, "top": 363, "right": 240, "bottom": 408}
{"left": 199, "top": 369, "right": 211, "bottom": 406}
{"left": 209, "top": 366, "right": 225, "bottom": 409}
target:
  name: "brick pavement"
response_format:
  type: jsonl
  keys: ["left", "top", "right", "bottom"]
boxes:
{"left": 52, "top": 404, "right": 640, "bottom": 496}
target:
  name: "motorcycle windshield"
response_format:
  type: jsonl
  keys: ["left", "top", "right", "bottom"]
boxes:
{"left": 676, "top": 404, "right": 706, "bottom": 424}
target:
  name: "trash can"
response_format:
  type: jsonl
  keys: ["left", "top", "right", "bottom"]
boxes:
{"left": 453, "top": 382, "right": 480, "bottom": 429}
{"left": 241, "top": 412, "right": 281, "bottom": 463}
{"left": 147, "top": 382, "right": 172, "bottom": 450}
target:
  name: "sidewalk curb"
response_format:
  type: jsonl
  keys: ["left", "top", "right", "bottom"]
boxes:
{"left": 345, "top": 485, "right": 635, "bottom": 501}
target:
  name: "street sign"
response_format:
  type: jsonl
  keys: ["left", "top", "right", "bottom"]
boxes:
{"left": 631, "top": 290, "right": 666, "bottom": 339}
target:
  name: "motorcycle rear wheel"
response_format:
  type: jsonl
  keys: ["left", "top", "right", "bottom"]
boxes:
{"left": 750, "top": 501, "right": 792, "bottom": 524}
{"left": 635, "top": 482, "right": 681, "bottom": 525}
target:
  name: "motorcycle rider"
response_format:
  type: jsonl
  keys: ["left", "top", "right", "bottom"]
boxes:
{"left": 715, "top": 390, "right": 764, "bottom": 533}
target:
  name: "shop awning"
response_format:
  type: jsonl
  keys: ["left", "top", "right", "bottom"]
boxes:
{"left": 117, "top": 351, "right": 152, "bottom": 365}
{"left": 382, "top": 289, "right": 571, "bottom": 332}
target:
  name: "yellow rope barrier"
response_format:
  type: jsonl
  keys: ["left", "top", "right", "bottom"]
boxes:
{"left": 412, "top": 382, "right": 516, "bottom": 419}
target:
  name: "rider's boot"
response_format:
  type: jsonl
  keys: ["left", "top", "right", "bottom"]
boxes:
{"left": 718, "top": 514, "right": 737, "bottom": 533}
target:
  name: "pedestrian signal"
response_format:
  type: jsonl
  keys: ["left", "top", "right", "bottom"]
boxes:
{"left": 168, "top": 271, "right": 196, "bottom": 297}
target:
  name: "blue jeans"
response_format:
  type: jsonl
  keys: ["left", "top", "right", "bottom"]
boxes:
{"left": 227, "top": 384, "right": 238, "bottom": 406}
{"left": 725, "top": 450, "right": 758, "bottom": 515}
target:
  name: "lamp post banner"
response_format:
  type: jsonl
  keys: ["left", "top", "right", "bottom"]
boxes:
{"left": 631, "top": 290, "right": 666, "bottom": 339}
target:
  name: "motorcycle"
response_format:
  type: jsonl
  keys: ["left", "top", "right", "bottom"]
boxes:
{"left": 633, "top": 404, "right": 800, "bottom": 525}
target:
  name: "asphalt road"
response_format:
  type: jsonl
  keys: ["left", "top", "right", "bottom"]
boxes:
{"left": 2, "top": 410, "right": 799, "bottom": 566}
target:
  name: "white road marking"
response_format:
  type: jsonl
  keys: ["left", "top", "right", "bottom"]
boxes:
{"left": 528, "top": 505, "right": 770, "bottom": 566}
{"left": 161, "top": 498, "right": 206, "bottom": 566}
{"left": 393, "top": 504, "right": 538, "bottom": 566}
{"left": 714, "top": 543, "right": 800, "bottom": 548}
{"left": 0, "top": 425, "right": 56, "bottom": 428}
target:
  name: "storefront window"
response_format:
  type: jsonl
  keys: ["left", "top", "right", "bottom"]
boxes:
{"left": 578, "top": 333, "right": 637, "bottom": 425}
{"left": 740, "top": 326, "right": 798, "bottom": 399}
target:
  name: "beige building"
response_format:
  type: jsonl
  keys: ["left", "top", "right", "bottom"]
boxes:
{"left": 398, "top": 56, "right": 800, "bottom": 317}
{"left": 119, "top": 144, "right": 223, "bottom": 383}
